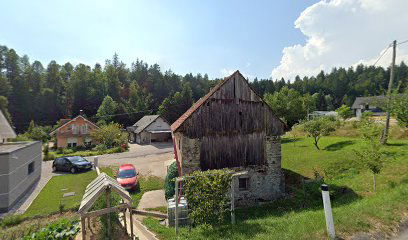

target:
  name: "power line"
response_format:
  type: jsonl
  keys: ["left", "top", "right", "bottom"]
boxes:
{"left": 397, "top": 39, "right": 408, "bottom": 46}
{"left": 372, "top": 44, "right": 392, "bottom": 67}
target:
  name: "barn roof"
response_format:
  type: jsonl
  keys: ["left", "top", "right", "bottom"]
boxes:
{"left": 0, "top": 110, "right": 16, "bottom": 140}
{"left": 171, "top": 70, "right": 285, "bottom": 132}
{"left": 351, "top": 96, "right": 386, "bottom": 109}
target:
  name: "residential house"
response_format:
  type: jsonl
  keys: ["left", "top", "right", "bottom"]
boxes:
{"left": 0, "top": 111, "right": 42, "bottom": 213}
{"left": 171, "top": 71, "right": 286, "bottom": 206}
{"left": 351, "top": 96, "right": 387, "bottom": 119}
{"left": 307, "top": 111, "right": 337, "bottom": 120}
{"left": 127, "top": 115, "right": 171, "bottom": 144}
{"left": 50, "top": 114, "right": 99, "bottom": 148}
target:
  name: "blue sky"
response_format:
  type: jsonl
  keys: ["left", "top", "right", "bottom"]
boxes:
{"left": 1, "top": 0, "right": 318, "bottom": 79}
{"left": 3, "top": 0, "right": 407, "bottom": 81}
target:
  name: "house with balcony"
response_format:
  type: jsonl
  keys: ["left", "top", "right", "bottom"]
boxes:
{"left": 50, "top": 114, "right": 99, "bottom": 148}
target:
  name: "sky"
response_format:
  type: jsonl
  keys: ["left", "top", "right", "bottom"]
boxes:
{"left": 1, "top": 0, "right": 407, "bottom": 81}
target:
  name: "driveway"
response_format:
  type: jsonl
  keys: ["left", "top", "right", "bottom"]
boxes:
{"left": 87, "top": 142, "right": 174, "bottom": 179}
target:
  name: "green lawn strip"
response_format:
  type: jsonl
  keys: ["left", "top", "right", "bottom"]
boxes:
{"left": 143, "top": 182, "right": 408, "bottom": 240}
{"left": 145, "top": 206, "right": 167, "bottom": 214}
{"left": 130, "top": 176, "right": 164, "bottom": 207}
{"left": 23, "top": 170, "right": 97, "bottom": 218}
{"left": 143, "top": 136, "right": 408, "bottom": 239}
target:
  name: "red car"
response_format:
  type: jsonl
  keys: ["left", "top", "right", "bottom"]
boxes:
{"left": 116, "top": 164, "right": 139, "bottom": 190}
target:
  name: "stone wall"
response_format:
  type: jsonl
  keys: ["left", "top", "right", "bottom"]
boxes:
{"left": 179, "top": 136, "right": 201, "bottom": 175}
{"left": 178, "top": 134, "right": 284, "bottom": 206}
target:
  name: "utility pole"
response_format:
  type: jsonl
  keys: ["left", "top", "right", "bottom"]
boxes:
{"left": 381, "top": 40, "right": 397, "bottom": 145}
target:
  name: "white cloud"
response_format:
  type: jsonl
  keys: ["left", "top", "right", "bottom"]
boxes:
{"left": 272, "top": 0, "right": 408, "bottom": 81}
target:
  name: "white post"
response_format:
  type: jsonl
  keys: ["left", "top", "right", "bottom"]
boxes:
{"left": 175, "top": 178, "right": 180, "bottom": 234}
{"left": 321, "top": 184, "right": 335, "bottom": 239}
{"left": 230, "top": 177, "right": 235, "bottom": 224}
{"left": 94, "top": 156, "right": 98, "bottom": 168}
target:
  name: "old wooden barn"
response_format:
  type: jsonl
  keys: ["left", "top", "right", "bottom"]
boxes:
{"left": 171, "top": 70, "right": 286, "bottom": 206}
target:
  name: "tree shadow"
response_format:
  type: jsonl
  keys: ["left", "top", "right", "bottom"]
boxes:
{"left": 192, "top": 221, "right": 267, "bottom": 239}
{"left": 281, "top": 138, "right": 300, "bottom": 144}
{"left": 386, "top": 142, "right": 408, "bottom": 147}
{"left": 235, "top": 169, "right": 361, "bottom": 221}
{"left": 324, "top": 140, "right": 355, "bottom": 151}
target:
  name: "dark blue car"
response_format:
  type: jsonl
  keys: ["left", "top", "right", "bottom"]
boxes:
{"left": 52, "top": 156, "right": 93, "bottom": 173}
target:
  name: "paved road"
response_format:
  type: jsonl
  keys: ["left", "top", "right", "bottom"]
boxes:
{"left": 87, "top": 142, "right": 174, "bottom": 178}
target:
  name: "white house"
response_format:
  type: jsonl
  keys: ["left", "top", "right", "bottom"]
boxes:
{"left": 127, "top": 115, "right": 171, "bottom": 144}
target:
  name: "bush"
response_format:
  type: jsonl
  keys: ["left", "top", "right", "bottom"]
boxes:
{"left": 90, "top": 123, "right": 127, "bottom": 149}
{"left": 336, "top": 104, "right": 353, "bottom": 120}
{"left": 47, "top": 152, "right": 57, "bottom": 161}
{"left": 184, "top": 169, "right": 233, "bottom": 226}
{"left": 62, "top": 148, "right": 74, "bottom": 154}
{"left": 21, "top": 218, "right": 80, "bottom": 240}
{"left": 106, "top": 146, "right": 123, "bottom": 154}
{"left": 0, "top": 214, "right": 24, "bottom": 228}
{"left": 164, "top": 162, "right": 179, "bottom": 199}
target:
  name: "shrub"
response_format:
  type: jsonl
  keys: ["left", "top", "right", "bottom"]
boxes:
{"left": 336, "top": 104, "right": 353, "bottom": 120}
{"left": 0, "top": 214, "right": 24, "bottom": 228}
{"left": 91, "top": 123, "right": 127, "bottom": 149}
{"left": 184, "top": 169, "right": 233, "bottom": 226}
{"left": 62, "top": 148, "right": 74, "bottom": 154}
{"left": 21, "top": 218, "right": 80, "bottom": 240}
{"left": 164, "top": 162, "right": 179, "bottom": 199}
{"left": 95, "top": 144, "right": 108, "bottom": 154}
{"left": 47, "top": 152, "right": 57, "bottom": 161}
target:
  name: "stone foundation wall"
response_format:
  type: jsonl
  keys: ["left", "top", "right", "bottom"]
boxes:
{"left": 178, "top": 134, "right": 284, "bottom": 206}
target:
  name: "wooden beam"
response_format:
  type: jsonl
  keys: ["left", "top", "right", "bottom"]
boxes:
{"left": 106, "top": 189, "right": 111, "bottom": 238}
{"left": 129, "top": 207, "right": 134, "bottom": 239}
{"left": 83, "top": 204, "right": 129, "bottom": 218}
{"left": 81, "top": 217, "right": 86, "bottom": 240}
{"left": 132, "top": 209, "right": 168, "bottom": 219}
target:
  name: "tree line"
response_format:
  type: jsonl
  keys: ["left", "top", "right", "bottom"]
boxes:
{"left": 1, "top": 44, "right": 407, "bottom": 132}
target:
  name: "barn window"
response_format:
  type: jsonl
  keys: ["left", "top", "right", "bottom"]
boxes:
{"left": 28, "top": 162, "right": 34, "bottom": 175}
{"left": 238, "top": 177, "right": 249, "bottom": 191}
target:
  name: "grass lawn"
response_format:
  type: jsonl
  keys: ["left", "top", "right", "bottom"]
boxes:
{"left": 23, "top": 170, "right": 97, "bottom": 218}
{"left": 143, "top": 136, "right": 408, "bottom": 240}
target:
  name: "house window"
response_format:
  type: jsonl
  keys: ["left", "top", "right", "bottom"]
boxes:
{"left": 238, "top": 177, "right": 249, "bottom": 191}
{"left": 71, "top": 124, "right": 78, "bottom": 134}
{"left": 84, "top": 137, "right": 92, "bottom": 147}
{"left": 28, "top": 162, "right": 34, "bottom": 175}
{"left": 67, "top": 138, "right": 78, "bottom": 148}
{"left": 81, "top": 124, "right": 88, "bottom": 134}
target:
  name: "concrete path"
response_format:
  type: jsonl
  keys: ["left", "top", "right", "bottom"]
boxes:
{"left": 0, "top": 161, "right": 64, "bottom": 217}
{"left": 137, "top": 190, "right": 167, "bottom": 211}
{"left": 119, "top": 211, "right": 159, "bottom": 240}
{"left": 87, "top": 142, "right": 174, "bottom": 178}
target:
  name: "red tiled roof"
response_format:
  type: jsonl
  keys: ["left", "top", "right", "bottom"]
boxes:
{"left": 171, "top": 70, "right": 241, "bottom": 132}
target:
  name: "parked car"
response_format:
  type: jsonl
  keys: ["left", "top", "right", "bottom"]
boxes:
{"left": 116, "top": 164, "right": 139, "bottom": 190}
{"left": 52, "top": 156, "right": 93, "bottom": 173}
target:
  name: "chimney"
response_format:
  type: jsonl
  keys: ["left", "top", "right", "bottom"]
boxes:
{"left": 79, "top": 110, "right": 84, "bottom": 116}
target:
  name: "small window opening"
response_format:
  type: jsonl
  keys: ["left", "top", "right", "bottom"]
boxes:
{"left": 238, "top": 177, "right": 249, "bottom": 191}
{"left": 238, "top": 111, "right": 242, "bottom": 115}
{"left": 28, "top": 162, "right": 34, "bottom": 175}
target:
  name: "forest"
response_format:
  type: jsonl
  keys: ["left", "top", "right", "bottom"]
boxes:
{"left": 1, "top": 44, "right": 407, "bottom": 132}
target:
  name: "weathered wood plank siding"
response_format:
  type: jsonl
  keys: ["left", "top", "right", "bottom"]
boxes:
{"left": 178, "top": 100, "right": 284, "bottom": 138}
{"left": 199, "top": 133, "right": 266, "bottom": 170}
